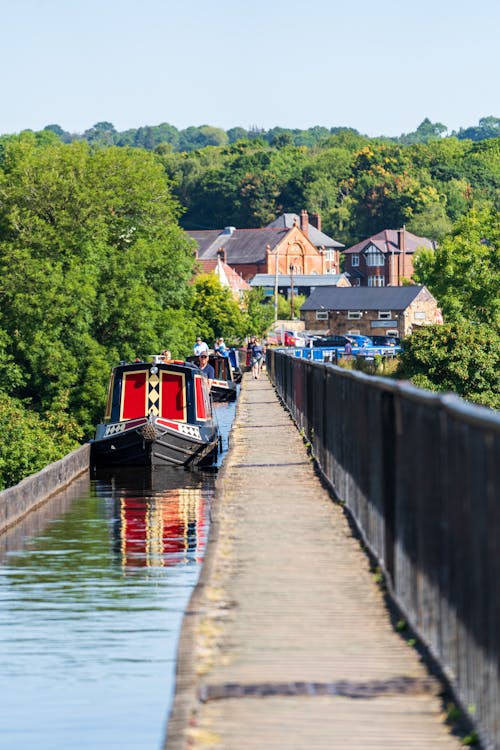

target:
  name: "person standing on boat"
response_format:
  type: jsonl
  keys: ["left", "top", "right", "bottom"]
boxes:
{"left": 198, "top": 352, "right": 215, "bottom": 387}
{"left": 161, "top": 349, "right": 172, "bottom": 363}
{"left": 214, "top": 337, "right": 228, "bottom": 356}
{"left": 194, "top": 336, "right": 209, "bottom": 356}
{"left": 250, "top": 338, "right": 264, "bottom": 379}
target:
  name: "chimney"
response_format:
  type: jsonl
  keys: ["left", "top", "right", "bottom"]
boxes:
{"left": 300, "top": 209, "right": 309, "bottom": 237}
{"left": 310, "top": 212, "right": 322, "bottom": 232}
{"left": 397, "top": 226, "right": 406, "bottom": 251}
{"left": 398, "top": 226, "right": 406, "bottom": 284}
{"left": 217, "top": 247, "right": 226, "bottom": 263}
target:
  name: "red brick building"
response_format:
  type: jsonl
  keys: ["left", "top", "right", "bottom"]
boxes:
{"left": 187, "top": 211, "right": 344, "bottom": 281}
{"left": 343, "top": 228, "right": 436, "bottom": 287}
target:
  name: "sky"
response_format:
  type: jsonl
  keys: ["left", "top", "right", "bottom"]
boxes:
{"left": 1, "top": 0, "right": 499, "bottom": 139}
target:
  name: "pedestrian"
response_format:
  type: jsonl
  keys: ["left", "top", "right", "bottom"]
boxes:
{"left": 343, "top": 340, "right": 353, "bottom": 359}
{"left": 161, "top": 349, "right": 172, "bottom": 363}
{"left": 246, "top": 337, "right": 254, "bottom": 369}
{"left": 194, "top": 336, "right": 209, "bottom": 356}
{"left": 250, "top": 337, "right": 264, "bottom": 379}
{"left": 198, "top": 352, "right": 215, "bottom": 386}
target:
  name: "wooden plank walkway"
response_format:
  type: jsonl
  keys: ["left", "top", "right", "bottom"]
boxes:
{"left": 165, "top": 373, "right": 463, "bottom": 749}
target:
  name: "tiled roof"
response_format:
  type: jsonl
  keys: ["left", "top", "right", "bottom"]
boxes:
{"left": 344, "top": 229, "right": 435, "bottom": 255}
{"left": 266, "top": 214, "right": 344, "bottom": 248}
{"left": 187, "top": 228, "right": 288, "bottom": 263}
{"left": 188, "top": 230, "right": 223, "bottom": 254}
{"left": 250, "top": 273, "right": 349, "bottom": 288}
{"left": 301, "top": 285, "right": 431, "bottom": 311}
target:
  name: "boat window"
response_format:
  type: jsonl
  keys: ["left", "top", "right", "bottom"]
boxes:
{"left": 121, "top": 371, "right": 148, "bottom": 420}
{"left": 160, "top": 371, "right": 186, "bottom": 421}
{"left": 104, "top": 372, "right": 115, "bottom": 421}
{"left": 194, "top": 375, "right": 208, "bottom": 421}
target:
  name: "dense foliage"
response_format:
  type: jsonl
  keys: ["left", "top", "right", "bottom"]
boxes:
{"left": 413, "top": 207, "right": 500, "bottom": 328}
{"left": 34, "top": 116, "right": 500, "bottom": 152}
{"left": 157, "top": 133, "right": 500, "bottom": 247}
{"left": 0, "top": 391, "right": 82, "bottom": 491}
{"left": 398, "top": 207, "right": 500, "bottom": 408}
{"left": 0, "top": 134, "right": 197, "bottom": 476}
{"left": 396, "top": 323, "right": 500, "bottom": 410}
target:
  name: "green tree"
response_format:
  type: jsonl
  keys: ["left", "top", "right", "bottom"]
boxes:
{"left": 242, "top": 288, "right": 274, "bottom": 337}
{"left": 413, "top": 207, "right": 500, "bottom": 328}
{"left": 0, "top": 392, "right": 82, "bottom": 490}
{"left": 189, "top": 274, "right": 246, "bottom": 345}
{"left": 396, "top": 323, "right": 500, "bottom": 409}
{"left": 456, "top": 116, "right": 500, "bottom": 141}
{"left": 0, "top": 135, "right": 196, "bottom": 436}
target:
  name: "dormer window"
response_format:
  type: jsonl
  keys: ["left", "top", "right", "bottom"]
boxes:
{"left": 365, "top": 245, "right": 385, "bottom": 267}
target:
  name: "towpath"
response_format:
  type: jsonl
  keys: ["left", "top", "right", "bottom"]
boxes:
{"left": 166, "top": 373, "right": 463, "bottom": 749}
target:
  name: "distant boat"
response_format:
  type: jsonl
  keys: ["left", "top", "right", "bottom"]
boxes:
{"left": 187, "top": 353, "right": 238, "bottom": 402}
{"left": 90, "top": 356, "right": 220, "bottom": 468}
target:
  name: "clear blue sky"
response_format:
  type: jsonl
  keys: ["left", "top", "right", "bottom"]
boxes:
{"left": 2, "top": 0, "right": 499, "bottom": 138}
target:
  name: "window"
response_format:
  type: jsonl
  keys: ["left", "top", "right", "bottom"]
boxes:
{"left": 414, "top": 311, "right": 426, "bottom": 320}
{"left": 368, "top": 275, "right": 385, "bottom": 287}
{"left": 386, "top": 329, "right": 399, "bottom": 337}
{"left": 379, "top": 311, "right": 392, "bottom": 320}
{"left": 351, "top": 254, "right": 359, "bottom": 267}
{"left": 348, "top": 311, "right": 362, "bottom": 320}
{"left": 316, "top": 311, "right": 328, "bottom": 321}
{"left": 352, "top": 278, "right": 361, "bottom": 287}
{"left": 365, "top": 247, "right": 385, "bottom": 267}
{"left": 325, "top": 249, "right": 335, "bottom": 261}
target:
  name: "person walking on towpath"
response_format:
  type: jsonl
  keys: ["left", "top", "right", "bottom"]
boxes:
{"left": 250, "top": 337, "right": 264, "bottom": 379}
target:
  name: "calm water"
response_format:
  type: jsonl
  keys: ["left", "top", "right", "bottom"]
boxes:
{"left": 0, "top": 400, "right": 236, "bottom": 750}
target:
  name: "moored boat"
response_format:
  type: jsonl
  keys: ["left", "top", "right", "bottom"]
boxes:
{"left": 187, "top": 353, "right": 238, "bottom": 402}
{"left": 90, "top": 356, "right": 220, "bottom": 468}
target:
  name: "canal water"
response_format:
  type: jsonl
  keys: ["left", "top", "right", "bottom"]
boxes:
{"left": 0, "top": 400, "right": 236, "bottom": 750}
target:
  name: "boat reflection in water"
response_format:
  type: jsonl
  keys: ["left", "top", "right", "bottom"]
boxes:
{"left": 94, "top": 466, "right": 214, "bottom": 573}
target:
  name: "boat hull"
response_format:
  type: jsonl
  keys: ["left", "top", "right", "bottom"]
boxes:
{"left": 90, "top": 418, "right": 218, "bottom": 468}
{"left": 211, "top": 379, "right": 238, "bottom": 402}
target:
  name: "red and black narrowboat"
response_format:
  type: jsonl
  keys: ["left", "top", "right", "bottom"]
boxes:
{"left": 90, "top": 357, "right": 219, "bottom": 468}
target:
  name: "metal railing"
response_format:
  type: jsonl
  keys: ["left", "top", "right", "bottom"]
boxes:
{"left": 268, "top": 349, "right": 500, "bottom": 750}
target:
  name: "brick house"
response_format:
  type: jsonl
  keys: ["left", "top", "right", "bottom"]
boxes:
{"left": 300, "top": 286, "right": 442, "bottom": 338}
{"left": 187, "top": 211, "right": 344, "bottom": 281}
{"left": 343, "top": 228, "right": 436, "bottom": 287}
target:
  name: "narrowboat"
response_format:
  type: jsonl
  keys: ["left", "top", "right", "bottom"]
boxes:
{"left": 187, "top": 354, "right": 238, "bottom": 402}
{"left": 90, "top": 356, "right": 220, "bottom": 468}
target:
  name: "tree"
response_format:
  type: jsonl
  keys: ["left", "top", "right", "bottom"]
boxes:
{"left": 396, "top": 322, "right": 500, "bottom": 409}
{"left": 456, "top": 116, "right": 500, "bottom": 141}
{"left": 189, "top": 274, "right": 246, "bottom": 345}
{"left": 0, "top": 391, "right": 82, "bottom": 490}
{"left": 397, "top": 118, "right": 447, "bottom": 145}
{"left": 0, "top": 136, "right": 196, "bottom": 436}
{"left": 82, "top": 121, "right": 117, "bottom": 145}
{"left": 242, "top": 288, "right": 274, "bottom": 337}
{"left": 413, "top": 207, "right": 500, "bottom": 328}
{"left": 43, "top": 124, "right": 72, "bottom": 143}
